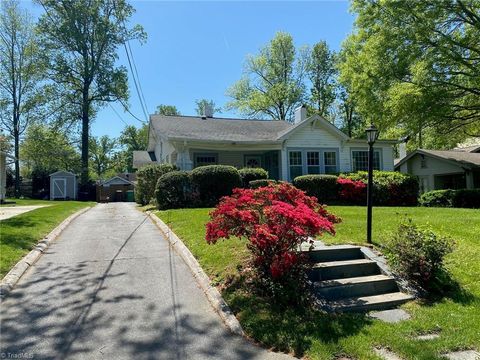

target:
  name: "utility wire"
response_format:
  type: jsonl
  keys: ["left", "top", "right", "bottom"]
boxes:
{"left": 126, "top": 40, "right": 149, "bottom": 116}
{"left": 124, "top": 42, "right": 149, "bottom": 122}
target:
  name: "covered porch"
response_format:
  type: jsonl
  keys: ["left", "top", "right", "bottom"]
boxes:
{"left": 172, "top": 141, "right": 282, "bottom": 180}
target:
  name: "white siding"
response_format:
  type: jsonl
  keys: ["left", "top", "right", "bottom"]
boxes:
{"left": 284, "top": 123, "right": 351, "bottom": 173}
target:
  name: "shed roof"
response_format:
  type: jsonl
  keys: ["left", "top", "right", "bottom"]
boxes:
{"left": 49, "top": 170, "right": 76, "bottom": 177}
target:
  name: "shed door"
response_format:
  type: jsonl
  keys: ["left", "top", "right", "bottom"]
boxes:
{"left": 53, "top": 178, "right": 66, "bottom": 198}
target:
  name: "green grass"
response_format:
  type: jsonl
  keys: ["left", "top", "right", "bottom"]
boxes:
{"left": 156, "top": 206, "right": 480, "bottom": 360}
{"left": 0, "top": 199, "right": 94, "bottom": 277}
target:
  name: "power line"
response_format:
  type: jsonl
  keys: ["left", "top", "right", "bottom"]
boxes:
{"left": 124, "top": 42, "right": 149, "bottom": 122}
{"left": 126, "top": 40, "right": 149, "bottom": 116}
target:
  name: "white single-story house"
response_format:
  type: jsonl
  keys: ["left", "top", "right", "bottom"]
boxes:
{"left": 395, "top": 145, "right": 480, "bottom": 193}
{"left": 133, "top": 106, "right": 396, "bottom": 181}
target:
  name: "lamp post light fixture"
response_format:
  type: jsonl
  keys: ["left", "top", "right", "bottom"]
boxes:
{"left": 365, "top": 124, "right": 378, "bottom": 244}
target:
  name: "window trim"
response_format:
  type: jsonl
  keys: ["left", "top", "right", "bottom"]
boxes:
{"left": 287, "top": 148, "right": 340, "bottom": 181}
{"left": 350, "top": 148, "right": 383, "bottom": 172}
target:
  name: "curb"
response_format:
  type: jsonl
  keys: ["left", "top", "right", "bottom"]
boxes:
{"left": 0, "top": 206, "right": 92, "bottom": 299}
{"left": 147, "top": 211, "right": 245, "bottom": 336}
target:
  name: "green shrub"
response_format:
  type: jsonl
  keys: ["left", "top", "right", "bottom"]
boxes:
{"left": 191, "top": 165, "right": 242, "bottom": 206}
{"left": 155, "top": 171, "right": 193, "bottom": 210}
{"left": 249, "top": 179, "right": 280, "bottom": 189}
{"left": 238, "top": 168, "right": 268, "bottom": 188}
{"left": 342, "top": 171, "right": 419, "bottom": 206}
{"left": 135, "top": 164, "right": 178, "bottom": 205}
{"left": 385, "top": 220, "right": 455, "bottom": 293}
{"left": 419, "top": 189, "right": 454, "bottom": 207}
{"left": 420, "top": 188, "right": 480, "bottom": 208}
{"left": 292, "top": 175, "right": 339, "bottom": 204}
{"left": 452, "top": 189, "right": 480, "bottom": 208}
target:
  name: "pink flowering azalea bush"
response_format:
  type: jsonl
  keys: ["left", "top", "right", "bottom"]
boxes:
{"left": 337, "top": 177, "right": 366, "bottom": 204}
{"left": 206, "top": 183, "right": 339, "bottom": 298}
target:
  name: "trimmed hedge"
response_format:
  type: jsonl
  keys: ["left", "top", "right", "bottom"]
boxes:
{"left": 191, "top": 165, "right": 242, "bottom": 207}
{"left": 135, "top": 164, "right": 178, "bottom": 205}
{"left": 249, "top": 179, "right": 279, "bottom": 189}
{"left": 238, "top": 168, "right": 268, "bottom": 188}
{"left": 155, "top": 171, "right": 193, "bottom": 210}
{"left": 292, "top": 175, "right": 339, "bottom": 204}
{"left": 420, "top": 188, "right": 480, "bottom": 208}
{"left": 342, "top": 171, "right": 419, "bottom": 206}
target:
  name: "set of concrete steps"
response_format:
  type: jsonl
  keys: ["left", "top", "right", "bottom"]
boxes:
{"left": 305, "top": 244, "right": 413, "bottom": 312}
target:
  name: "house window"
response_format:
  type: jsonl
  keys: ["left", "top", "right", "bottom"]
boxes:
{"left": 324, "top": 151, "right": 337, "bottom": 174}
{"left": 195, "top": 154, "right": 217, "bottom": 167}
{"left": 289, "top": 151, "right": 303, "bottom": 180}
{"left": 352, "top": 150, "right": 380, "bottom": 171}
{"left": 307, "top": 151, "right": 320, "bottom": 174}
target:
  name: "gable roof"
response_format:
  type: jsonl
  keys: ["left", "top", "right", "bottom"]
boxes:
{"left": 150, "top": 115, "right": 292, "bottom": 143}
{"left": 276, "top": 115, "right": 350, "bottom": 141}
{"left": 49, "top": 170, "right": 76, "bottom": 177}
{"left": 101, "top": 176, "right": 134, "bottom": 186}
{"left": 395, "top": 149, "right": 480, "bottom": 169}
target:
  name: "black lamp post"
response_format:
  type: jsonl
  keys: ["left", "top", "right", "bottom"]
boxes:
{"left": 366, "top": 124, "right": 378, "bottom": 244}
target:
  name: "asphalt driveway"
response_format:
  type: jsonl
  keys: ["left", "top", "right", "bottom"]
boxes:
{"left": 0, "top": 203, "right": 290, "bottom": 360}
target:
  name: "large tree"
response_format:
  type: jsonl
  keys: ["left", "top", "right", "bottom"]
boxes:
{"left": 37, "top": 0, "right": 145, "bottom": 185}
{"left": 89, "top": 135, "right": 117, "bottom": 179}
{"left": 155, "top": 104, "right": 180, "bottom": 116}
{"left": 306, "top": 41, "right": 337, "bottom": 119}
{"left": 226, "top": 32, "right": 307, "bottom": 122}
{"left": 117, "top": 123, "right": 148, "bottom": 172}
{"left": 21, "top": 123, "right": 81, "bottom": 175}
{"left": 194, "top": 99, "right": 220, "bottom": 117}
{"left": 339, "top": 0, "right": 480, "bottom": 149}
{"left": 0, "top": 0, "right": 44, "bottom": 196}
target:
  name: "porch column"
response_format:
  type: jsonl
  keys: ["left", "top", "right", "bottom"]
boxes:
{"left": 176, "top": 149, "right": 193, "bottom": 171}
{"left": 465, "top": 170, "right": 474, "bottom": 189}
{"left": 280, "top": 148, "right": 288, "bottom": 181}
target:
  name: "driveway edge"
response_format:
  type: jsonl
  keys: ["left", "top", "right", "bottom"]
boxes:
{"left": 147, "top": 211, "right": 245, "bottom": 337}
{"left": 0, "top": 206, "right": 92, "bottom": 299}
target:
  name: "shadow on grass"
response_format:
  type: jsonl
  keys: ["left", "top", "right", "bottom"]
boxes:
{"left": 418, "top": 269, "right": 477, "bottom": 306}
{"left": 224, "top": 287, "right": 372, "bottom": 358}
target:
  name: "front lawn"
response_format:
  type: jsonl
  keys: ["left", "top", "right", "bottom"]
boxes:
{"left": 156, "top": 206, "right": 480, "bottom": 360}
{"left": 0, "top": 199, "right": 94, "bottom": 277}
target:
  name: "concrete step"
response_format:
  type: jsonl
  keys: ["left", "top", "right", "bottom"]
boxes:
{"left": 328, "top": 292, "right": 414, "bottom": 312}
{"left": 314, "top": 275, "right": 399, "bottom": 300}
{"left": 306, "top": 245, "right": 363, "bottom": 263}
{"left": 309, "top": 259, "right": 380, "bottom": 281}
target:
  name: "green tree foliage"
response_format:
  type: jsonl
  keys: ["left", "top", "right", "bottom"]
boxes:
{"left": 155, "top": 104, "right": 181, "bottom": 116}
{"left": 227, "top": 32, "right": 307, "bottom": 121}
{"left": 339, "top": 0, "right": 480, "bottom": 149}
{"left": 37, "top": 0, "right": 146, "bottom": 185}
{"left": 89, "top": 135, "right": 117, "bottom": 179}
{"left": 21, "top": 123, "right": 81, "bottom": 176}
{"left": 117, "top": 124, "right": 148, "bottom": 172}
{"left": 194, "top": 99, "right": 220, "bottom": 117}
{"left": 0, "top": 0, "right": 45, "bottom": 196}
{"left": 306, "top": 41, "right": 337, "bottom": 119}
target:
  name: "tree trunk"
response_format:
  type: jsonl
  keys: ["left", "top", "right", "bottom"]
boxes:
{"left": 81, "top": 89, "right": 90, "bottom": 186}
{"left": 14, "top": 125, "right": 20, "bottom": 198}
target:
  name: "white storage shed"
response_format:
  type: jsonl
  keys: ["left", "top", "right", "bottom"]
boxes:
{"left": 50, "top": 171, "right": 77, "bottom": 200}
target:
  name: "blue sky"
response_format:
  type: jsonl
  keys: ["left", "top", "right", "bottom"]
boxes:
{"left": 26, "top": 1, "right": 355, "bottom": 138}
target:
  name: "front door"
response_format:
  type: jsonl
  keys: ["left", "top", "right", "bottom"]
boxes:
{"left": 244, "top": 155, "right": 262, "bottom": 168}
{"left": 53, "top": 178, "right": 66, "bottom": 199}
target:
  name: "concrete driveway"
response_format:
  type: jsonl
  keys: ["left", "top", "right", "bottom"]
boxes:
{"left": 0, "top": 205, "right": 49, "bottom": 221}
{"left": 0, "top": 203, "right": 291, "bottom": 360}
